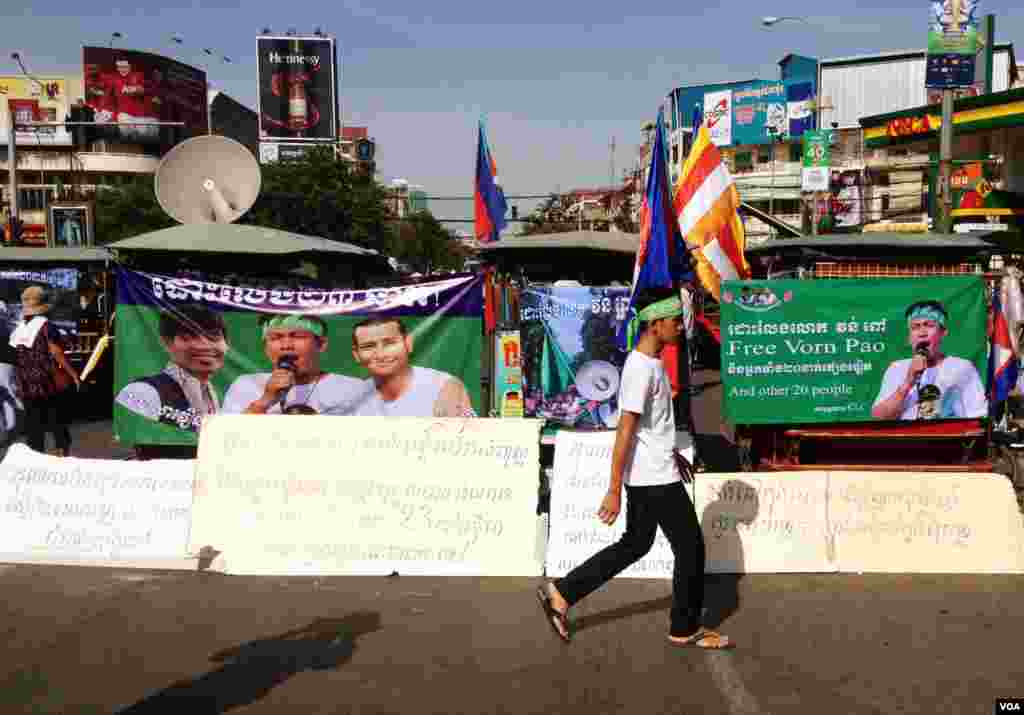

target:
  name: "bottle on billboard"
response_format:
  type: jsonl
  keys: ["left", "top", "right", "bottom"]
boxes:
{"left": 287, "top": 39, "right": 308, "bottom": 136}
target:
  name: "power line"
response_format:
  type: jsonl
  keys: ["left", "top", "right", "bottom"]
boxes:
{"left": 423, "top": 194, "right": 579, "bottom": 201}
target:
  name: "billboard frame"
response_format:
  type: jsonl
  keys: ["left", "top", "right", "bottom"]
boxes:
{"left": 255, "top": 34, "right": 338, "bottom": 143}
{"left": 47, "top": 202, "right": 94, "bottom": 248}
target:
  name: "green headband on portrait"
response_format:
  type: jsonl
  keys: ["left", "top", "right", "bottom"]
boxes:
{"left": 906, "top": 305, "right": 946, "bottom": 328}
{"left": 261, "top": 315, "right": 326, "bottom": 339}
{"left": 625, "top": 296, "right": 684, "bottom": 349}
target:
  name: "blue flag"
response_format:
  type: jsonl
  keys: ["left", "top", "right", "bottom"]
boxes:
{"left": 474, "top": 120, "right": 508, "bottom": 243}
{"left": 617, "top": 110, "right": 690, "bottom": 349}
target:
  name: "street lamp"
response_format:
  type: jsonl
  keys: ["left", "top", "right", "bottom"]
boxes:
{"left": 762, "top": 14, "right": 830, "bottom": 235}
{"left": 761, "top": 16, "right": 809, "bottom": 28}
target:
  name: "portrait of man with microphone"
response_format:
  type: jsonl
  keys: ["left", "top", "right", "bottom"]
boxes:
{"left": 871, "top": 300, "right": 986, "bottom": 421}
{"left": 221, "top": 314, "right": 371, "bottom": 415}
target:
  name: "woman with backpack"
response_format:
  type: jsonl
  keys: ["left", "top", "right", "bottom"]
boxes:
{"left": 9, "top": 286, "right": 80, "bottom": 456}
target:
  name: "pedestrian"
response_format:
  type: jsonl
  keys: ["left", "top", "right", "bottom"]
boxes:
{"left": 9, "top": 286, "right": 80, "bottom": 456}
{"left": 536, "top": 289, "right": 732, "bottom": 648}
{"left": 0, "top": 302, "right": 20, "bottom": 444}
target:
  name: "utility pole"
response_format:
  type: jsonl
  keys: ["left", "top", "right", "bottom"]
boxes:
{"left": 7, "top": 112, "right": 17, "bottom": 230}
{"left": 939, "top": 89, "right": 954, "bottom": 233}
{"left": 609, "top": 136, "right": 616, "bottom": 232}
{"left": 609, "top": 135, "right": 616, "bottom": 189}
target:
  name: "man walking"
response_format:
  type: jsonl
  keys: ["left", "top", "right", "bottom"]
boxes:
{"left": 537, "top": 290, "right": 732, "bottom": 649}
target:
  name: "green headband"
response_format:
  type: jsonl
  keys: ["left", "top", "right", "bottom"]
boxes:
{"left": 638, "top": 296, "right": 683, "bottom": 322}
{"left": 907, "top": 306, "right": 946, "bottom": 328}
{"left": 262, "top": 315, "right": 326, "bottom": 339}
{"left": 625, "top": 296, "right": 684, "bottom": 349}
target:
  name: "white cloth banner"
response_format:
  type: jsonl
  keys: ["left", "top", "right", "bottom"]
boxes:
{"left": 546, "top": 430, "right": 697, "bottom": 578}
{"left": 0, "top": 444, "right": 197, "bottom": 567}
{"left": 546, "top": 432, "right": 1024, "bottom": 575}
{"left": 189, "top": 415, "right": 545, "bottom": 577}
{"left": 828, "top": 472, "right": 1024, "bottom": 574}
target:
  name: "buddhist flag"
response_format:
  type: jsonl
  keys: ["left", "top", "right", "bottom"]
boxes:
{"left": 673, "top": 121, "right": 750, "bottom": 300}
{"left": 474, "top": 120, "right": 508, "bottom": 243}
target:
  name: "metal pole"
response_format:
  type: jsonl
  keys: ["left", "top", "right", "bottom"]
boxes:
{"left": 207, "top": 73, "right": 213, "bottom": 135}
{"left": 813, "top": 61, "right": 822, "bottom": 237}
{"left": 7, "top": 112, "right": 17, "bottom": 227}
{"left": 769, "top": 141, "right": 776, "bottom": 239}
{"left": 939, "top": 89, "right": 954, "bottom": 233}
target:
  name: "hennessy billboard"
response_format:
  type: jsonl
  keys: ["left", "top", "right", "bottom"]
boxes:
{"left": 257, "top": 36, "right": 338, "bottom": 142}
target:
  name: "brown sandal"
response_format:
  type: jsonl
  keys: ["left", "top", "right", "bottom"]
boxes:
{"left": 667, "top": 628, "right": 734, "bottom": 649}
{"left": 536, "top": 585, "right": 570, "bottom": 642}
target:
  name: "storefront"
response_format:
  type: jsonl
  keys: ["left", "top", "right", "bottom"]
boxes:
{"left": 860, "top": 87, "right": 1024, "bottom": 233}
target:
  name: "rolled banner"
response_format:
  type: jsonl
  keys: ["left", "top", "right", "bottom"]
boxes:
{"left": 79, "top": 334, "right": 111, "bottom": 383}
{"left": 575, "top": 360, "right": 620, "bottom": 402}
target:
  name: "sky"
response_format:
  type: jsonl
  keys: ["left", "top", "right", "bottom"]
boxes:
{"left": 8, "top": 1, "right": 1024, "bottom": 228}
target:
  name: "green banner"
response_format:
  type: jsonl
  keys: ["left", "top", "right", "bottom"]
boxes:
{"left": 114, "top": 268, "right": 483, "bottom": 447}
{"left": 801, "top": 130, "right": 830, "bottom": 168}
{"left": 720, "top": 276, "right": 988, "bottom": 424}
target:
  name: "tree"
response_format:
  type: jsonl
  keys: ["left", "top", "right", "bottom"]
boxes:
{"left": 241, "top": 146, "right": 392, "bottom": 253}
{"left": 94, "top": 177, "right": 175, "bottom": 244}
{"left": 92, "top": 145, "right": 393, "bottom": 251}
{"left": 520, "top": 194, "right": 571, "bottom": 236}
{"left": 386, "top": 211, "right": 469, "bottom": 273}
{"left": 613, "top": 192, "right": 639, "bottom": 233}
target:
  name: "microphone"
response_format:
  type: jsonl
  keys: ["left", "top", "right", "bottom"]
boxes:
{"left": 912, "top": 342, "right": 929, "bottom": 388}
{"left": 276, "top": 354, "right": 297, "bottom": 412}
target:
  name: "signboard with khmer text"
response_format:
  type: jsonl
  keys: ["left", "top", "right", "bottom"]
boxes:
{"left": 720, "top": 276, "right": 987, "bottom": 424}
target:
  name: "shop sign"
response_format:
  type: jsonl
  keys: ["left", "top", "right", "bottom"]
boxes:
{"left": 886, "top": 115, "right": 935, "bottom": 138}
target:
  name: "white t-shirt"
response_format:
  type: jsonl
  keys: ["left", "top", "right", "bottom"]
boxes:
{"left": 617, "top": 350, "right": 685, "bottom": 487}
{"left": 873, "top": 356, "right": 987, "bottom": 420}
{"left": 221, "top": 373, "right": 372, "bottom": 415}
{"left": 353, "top": 366, "right": 462, "bottom": 417}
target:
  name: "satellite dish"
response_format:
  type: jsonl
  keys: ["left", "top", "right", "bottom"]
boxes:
{"left": 575, "top": 360, "right": 620, "bottom": 402}
{"left": 154, "top": 135, "right": 261, "bottom": 224}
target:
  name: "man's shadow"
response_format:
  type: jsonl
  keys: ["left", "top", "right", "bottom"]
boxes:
{"left": 115, "top": 611, "right": 381, "bottom": 714}
{"left": 701, "top": 480, "right": 759, "bottom": 629}
{"left": 571, "top": 480, "right": 759, "bottom": 634}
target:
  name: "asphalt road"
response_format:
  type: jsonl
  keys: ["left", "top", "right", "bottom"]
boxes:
{"left": 1, "top": 373, "right": 1021, "bottom": 713}
{"left": 0, "top": 566, "right": 1021, "bottom": 714}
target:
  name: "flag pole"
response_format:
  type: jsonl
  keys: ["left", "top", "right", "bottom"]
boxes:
{"left": 667, "top": 112, "right": 697, "bottom": 451}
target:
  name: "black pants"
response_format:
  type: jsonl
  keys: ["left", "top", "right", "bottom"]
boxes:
{"left": 23, "top": 390, "right": 72, "bottom": 454}
{"left": 554, "top": 481, "right": 705, "bottom": 637}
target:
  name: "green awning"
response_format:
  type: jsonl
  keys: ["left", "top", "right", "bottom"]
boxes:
{"left": 106, "top": 224, "right": 381, "bottom": 257}
{"left": 0, "top": 247, "right": 111, "bottom": 263}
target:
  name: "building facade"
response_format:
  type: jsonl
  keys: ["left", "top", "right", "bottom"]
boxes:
{"left": 2, "top": 74, "right": 257, "bottom": 246}
{"left": 386, "top": 179, "right": 427, "bottom": 218}
{"left": 661, "top": 44, "right": 1018, "bottom": 242}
